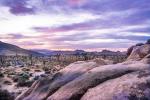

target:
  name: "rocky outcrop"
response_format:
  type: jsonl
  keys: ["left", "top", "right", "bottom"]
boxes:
{"left": 127, "top": 44, "right": 150, "bottom": 61}
{"left": 81, "top": 70, "right": 150, "bottom": 100}
{"left": 16, "top": 59, "right": 111, "bottom": 100}
{"left": 16, "top": 42, "right": 150, "bottom": 100}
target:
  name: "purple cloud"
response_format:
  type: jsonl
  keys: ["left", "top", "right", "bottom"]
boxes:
{"left": 0, "top": 0, "right": 150, "bottom": 51}
{"left": 1, "top": 0, "right": 35, "bottom": 14}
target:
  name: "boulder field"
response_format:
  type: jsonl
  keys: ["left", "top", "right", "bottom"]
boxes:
{"left": 16, "top": 42, "right": 150, "bottom": 100}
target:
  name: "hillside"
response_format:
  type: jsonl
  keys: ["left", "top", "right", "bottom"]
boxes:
{"left": 0, "top": 41, "right": 44, "bottom": 56}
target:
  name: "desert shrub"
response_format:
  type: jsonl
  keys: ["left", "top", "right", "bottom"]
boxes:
{"left": 13, "top": 72, "right": 30, "bottom": 83}
{"left": 21, "top": 68, "right": 30, "bottom": 72}
{"left": 17, "top": 78, "right": 33, "bottom": 87}
{"left": 135, "top": 43, "right": 144, "bottom": 46}
{"left": 146, "top": 39, "right": 150, "bottom": 44}
{"left": 19, "top": 72, "right": 30, "bottom": 79}
{"left": 4, "top": 69, "right": 16, "bottom": 76}
{"left": 0, "top": 89, "right": 15, "bottom": 100}
{"left": 43, "top": 67, "right": 50, "bottom": 72}
{"left": 3, "top": 80, "right": 12, "bottom": 85}
{"left": 16, "top": 72, "right": 34, "bottom": 87}
{"left": 34, "top": 76, "right": 39, "bottom": 80}
{"left": 8, "top": 72, "right": 16, "bottom": 76}
{"left": 40, "top": 74, "right": 47, "bottom": 78}
{"left": 0, "top": 72, "right": 4, "bottom": 77}
{"left": 34, "top": 69, "right": 41, "bottom": 72}
{"left": 45, "top": 71, "right": 51, "bottom": 74}
{"left": 12, "top": 75, "right": 19, "bottom": 82}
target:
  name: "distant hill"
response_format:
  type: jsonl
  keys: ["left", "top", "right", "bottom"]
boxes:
{"left": 33, "top": 49, "right": 126, "bottom": 56}
{"left": 0, "top": 41, "right": 44, "bottom": 56}
{"left": 32, "top": 49, "right": 86, "bottom": 56}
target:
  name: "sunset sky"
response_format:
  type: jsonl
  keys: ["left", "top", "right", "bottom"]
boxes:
{"left": 0, "top": 0, "right": 150, "bottom": 51}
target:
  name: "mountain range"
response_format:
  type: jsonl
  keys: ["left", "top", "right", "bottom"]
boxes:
{"left": 0, "top": 41, "right": 126, "bottom": 56}
{"left": 33, "top": 49, "right": 126, "bottom": 56}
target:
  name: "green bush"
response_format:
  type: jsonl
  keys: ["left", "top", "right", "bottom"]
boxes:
{"left": 16, "top": 72, "right": 33, "bottom": 87}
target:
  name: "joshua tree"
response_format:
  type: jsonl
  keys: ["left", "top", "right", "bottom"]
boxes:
{"left": 56, "top": 54, "right": 61, "bottom": 62}
{"left": 82, "top": 53, "right": 88, "bottom": 60}
{"left": 43, "top": 60, "right": 46, "bottom": 67}
{"left": 29, "top": 54, "right": 33, "bottom": 66}
{"left": 0, "top": 56, "right": 3, "bottom": 67}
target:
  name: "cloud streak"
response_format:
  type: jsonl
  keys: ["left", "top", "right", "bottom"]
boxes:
{"left": 0, "top": 0, "right": 150, "bottom": 51}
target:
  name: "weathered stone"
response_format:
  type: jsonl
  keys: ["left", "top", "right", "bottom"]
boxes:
{"left": 81, "top": 70, "right": 150, "bottom": 100}
{"left": 127, "top": 44, "right": 150, "bottom": 61}
{"left": 16, "top": 59, "right": 109, "bottom": 100}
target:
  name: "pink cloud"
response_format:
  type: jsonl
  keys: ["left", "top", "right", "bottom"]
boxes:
{"left": 68, "top": 0, "right": 86, "bottom": 6}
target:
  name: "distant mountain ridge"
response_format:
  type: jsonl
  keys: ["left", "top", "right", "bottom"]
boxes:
{"left": 0, "top": 41, "right": 44, "bottom": 56}
{"left": 32, "top": 49, "right": 86, "bottom": 56}
{"left": 0, "top": 41, "right": 126, "bottom": 56}
{"left": 33, "top": 49, "right": 126, "bottom": 56}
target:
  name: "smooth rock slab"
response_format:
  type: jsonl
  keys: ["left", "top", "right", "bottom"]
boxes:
{"left": 81, "top": 70, "right": 150, "bottom": 100}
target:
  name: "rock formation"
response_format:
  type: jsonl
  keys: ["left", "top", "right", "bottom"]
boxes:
{"left": 16, "top": 41, "right": 150, "bottom": 100}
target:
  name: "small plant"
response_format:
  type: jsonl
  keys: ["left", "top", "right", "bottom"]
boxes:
{"left": 17, "top": 73, "right": 33, "bottom": 87}
{"left": 21, "top": 68, "right": 30, "bottom": 72}
{"left": 34, "top": 69, "right": 42, "bottom": 72}
{"left": 0, "top": 72, "right": 4, "bottom": 77}
{"left": 3, "top": 80, "right": 12, "bottom": 85}
{"left": 43, "top": 67, "right": 50, "bottom": 72}
{"left": 0, "top": 89, "right": 15, "bottom": 100}
{"left": 17, "top": 77, "right": 31, "bottom": 87}
{"left": 146, "top": 39, "right": 150, "bottom": 44}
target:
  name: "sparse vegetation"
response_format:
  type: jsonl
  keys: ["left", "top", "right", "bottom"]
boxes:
{"left": 0, "top": 72, "right": 4, "bottom": 77}
{"left": 0, "top": 50, "right": 127, "bottom": 99}
{"left": 0, "top": 53, "right": 126, "bottom": 68}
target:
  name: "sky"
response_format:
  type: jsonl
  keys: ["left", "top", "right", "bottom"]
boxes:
{"left": 0, "top": 0, "right": 150, "bottom": 51}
